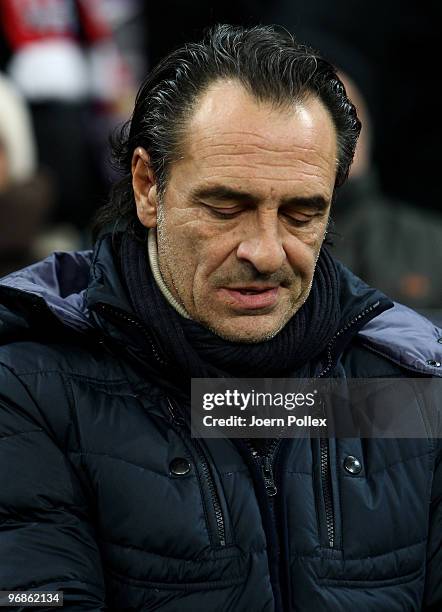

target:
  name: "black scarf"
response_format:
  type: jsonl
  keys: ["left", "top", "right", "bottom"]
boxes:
{"left": 119, "top": 233, "right": 342, "bottom": 383}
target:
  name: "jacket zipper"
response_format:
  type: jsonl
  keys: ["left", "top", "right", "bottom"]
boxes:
{"left": 191, "top": 437, "right": 226, "bottom": 547}
{"left": 244, "top": 437, "right": 283, "bottom": 604}
{"left": 245, "top": 438, "right": 281, "bottom": 497}
{"left": 318, "top": 300, "right": 380, "bottom": 379}
{"left": 316, "top": 299, "right": 382, "bottom": 549}
{"left": 167, "top": 398, "right": 226, "bottom": 547}
{"left": 93, "top": 303, "right": 168, "bottom": 366}
{"left": 320, "top": 438, "right": 334, "bottom": 548}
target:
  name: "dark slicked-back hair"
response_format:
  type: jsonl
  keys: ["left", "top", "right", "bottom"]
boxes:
{"left": 93, "top": 24, "right": 361, "bottom": 241}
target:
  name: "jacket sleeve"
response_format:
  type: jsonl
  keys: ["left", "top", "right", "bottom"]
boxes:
{"left": 0, "top": 362, "right": 107, "bottom": 610}
{"left": 423, "top": 439, "right": 442, "bottom": 611}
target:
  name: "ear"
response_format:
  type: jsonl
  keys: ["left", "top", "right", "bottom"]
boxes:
{"left": 131, "top": 147, "right": 159, "bottom": 228}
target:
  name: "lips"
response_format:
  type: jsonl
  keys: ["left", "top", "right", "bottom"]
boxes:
{"left": 219, "top": 286, "right": 280, "bottom": 310}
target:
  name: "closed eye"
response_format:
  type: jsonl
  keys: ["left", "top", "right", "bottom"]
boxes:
{"left": 202, "top": 203, "right": 243, "bottom": 218}
{"left": 281, "top": 212, "right": 317, "bottom": 227}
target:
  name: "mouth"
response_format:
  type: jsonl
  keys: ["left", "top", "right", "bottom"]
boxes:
{"left": 218, "top": 285, "right": 280, "bottom": 310}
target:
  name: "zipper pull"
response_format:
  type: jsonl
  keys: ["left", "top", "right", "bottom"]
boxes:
{"left": 261, "top": 455, "right": 278, "bottom": 496}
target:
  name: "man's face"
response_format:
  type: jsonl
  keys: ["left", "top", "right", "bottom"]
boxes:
{"left": 152, "top": 80, "right": 337, "bottom": 342}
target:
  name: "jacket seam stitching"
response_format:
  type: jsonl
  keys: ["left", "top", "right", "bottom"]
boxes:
{"left": 290, "top": 537, "right": 427, "bottom": 560}
{"left": 69, "top": 450, "right": 182, "bottom": 479}
{"left": 13, "top": 370, "right": 130, "bottom": 385}
{"left": 104, "top": 566, "right": 246, "bottom": 591}
{"left": 11, "top": 577, "right": 103, "bottom": 591}
{"left": 318, "top": 566, "right": 423, "bottom": 588}
{"left": 61, "top": 376, "right": 82, "bottom": 456}
{"left": 342, "top": 450, "right": 433, "bottom": 479}
{"left": 0, "top": 361, "right": 55, "bottom": 438}
{"left": 0, "top": 428, "right": 43, "bottom": 441}
{"left": 359, "top": 341, "right": 441, "bottom": 377}
{"left": 98, "top": 538, "right": 242, "bottom": 561}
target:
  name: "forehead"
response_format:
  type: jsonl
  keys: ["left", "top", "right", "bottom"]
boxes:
{"left": 176, "top": 79, "right": 338, "bottom": 198}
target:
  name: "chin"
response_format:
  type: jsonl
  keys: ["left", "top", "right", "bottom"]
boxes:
{"left": 203, "top": 316, "right": 289, "bottom": 344}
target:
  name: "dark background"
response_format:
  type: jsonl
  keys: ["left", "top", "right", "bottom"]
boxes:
{"left": 147, "top": 0, "right": 440, "bottom": 213}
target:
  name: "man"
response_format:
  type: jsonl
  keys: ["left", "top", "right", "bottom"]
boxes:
{"left": 0, "top": 25, "right": 440, "bottom": 611}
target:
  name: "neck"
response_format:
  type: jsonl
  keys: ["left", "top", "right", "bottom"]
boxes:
{"left": 147, "top": 228, "right": 192, "bottom": 320}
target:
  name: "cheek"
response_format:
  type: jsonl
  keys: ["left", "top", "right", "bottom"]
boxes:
{"left": 162, "top": 217, "right": 237, "bottom": 293}
{"left": 284, "top": 226, "right": 326, "bottom": 273}
{"left": 192, "top": 236, "right": 238, "bottom": 286}
{"left": 285, "top": 246, "right": 314, "bottom": 278}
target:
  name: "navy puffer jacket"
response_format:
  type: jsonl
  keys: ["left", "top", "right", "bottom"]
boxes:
{"left": 0, "top": 233, "right": 441, "bottom": 611}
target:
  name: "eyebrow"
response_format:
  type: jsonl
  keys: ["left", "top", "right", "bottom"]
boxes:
{"left": 191, "top": 185, "right": 260, "bottom": 205}
{"left": 190, "top": 185, "right": 330, "bottom": 212}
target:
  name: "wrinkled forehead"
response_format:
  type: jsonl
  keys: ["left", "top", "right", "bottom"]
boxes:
{"left": 174, "top": 79, "right": 338, "bottom": 198}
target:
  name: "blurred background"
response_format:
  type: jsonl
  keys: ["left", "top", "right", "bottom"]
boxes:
{"left": 0, "top": 0, "right": 440, "bottom": 321}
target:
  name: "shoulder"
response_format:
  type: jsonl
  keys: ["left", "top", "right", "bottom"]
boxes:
{"left": 0, "top": 337, "right": 125, "bottom": 379}
{"left": 0, "top": 338, "right": 151, "bottom": 449}
{"left": 357, "top": 302, "right": 442, "bottom": 377}
{"left": 0, "top": 338, "right": 136, "bottom": 420}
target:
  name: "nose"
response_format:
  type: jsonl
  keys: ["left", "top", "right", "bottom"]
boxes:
{"left": 236, "top": 214, "right": 286, "bottom": 275}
